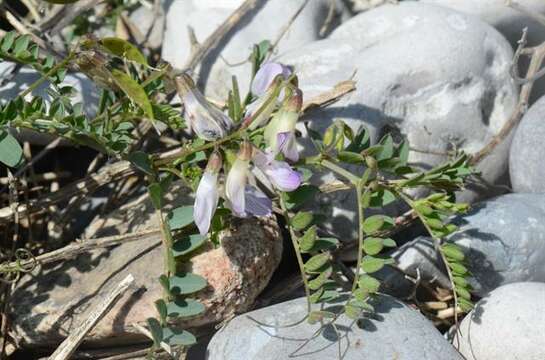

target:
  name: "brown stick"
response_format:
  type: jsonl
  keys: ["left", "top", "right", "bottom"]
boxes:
{"left": 48, "top": 274, "right": 135, "bottom": 360}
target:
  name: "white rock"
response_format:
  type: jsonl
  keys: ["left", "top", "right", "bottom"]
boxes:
{"left": 454, "top": 282, "right": 545, "bottom": 360}
{"left": 162, "top": 0, "right": 344, "bottom": 100}
{"left": 423, "top": 0, "right": 545, "bottom": 103}
{"left": 277, "top": 2, "right": 518, "bottom": 243}
{"left": 509, "top": 95, "right": 545, "bottom": 192}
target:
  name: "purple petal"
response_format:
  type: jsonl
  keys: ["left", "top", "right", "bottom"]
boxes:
{"left": 184, "top": 90, "right": 233, "bottom": 141}
{"left": 225, "top": 159, "right": 248, "bottom": 216}
{"left": 277, "top": 132, "right": 299, "bottom": 162}
{"left": 266, "top": 162, "right": 302, "bottom": 192}
{"left": 244, "top": 185, "right": 272, "bottom": 216}
{"left": 252, "top": 62, "right": 291, "bottom": 96}
{"left": 194, "top": 172, "right": 219, "bottom": 235}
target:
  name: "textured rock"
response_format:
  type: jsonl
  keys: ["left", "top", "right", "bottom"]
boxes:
{"left": 278, "top": 2, "right": 518, "bottom": 243}
{"left": 207, "top": 295, "right": 464, "bottom": 360}
{"left": 423, "top": 0, "right": 545, "bottom": 103}
{"left": 162, "top": 0, "right": 344, "bottom": 99}
{"left": 510, "top": 95, "right": 545, "bottom": 192}
{"left": 454, "top": 282, "right": 545, "bottom": 360}
{"left": 10, "top": 182, "right": 282, "bottom": 347}
{"left": 392, "top": 194, "right": 545, "bottom": 296}
{"left": 128, "top": 1, "right": 168, "bottom": 50}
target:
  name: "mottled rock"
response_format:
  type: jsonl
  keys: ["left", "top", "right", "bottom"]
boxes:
{"left": 128, "top": 1, "right": 168, "bottom": 50}
{"left": 454, "top": 282, "right": 545, "bottom": 360}
{"left": 510, "top": 95, "right": 545, "bottom": 192}
{"left": 162, "top": 0, "right": 344, "bottom": 99}
{"left": 207, "top": 295, "right": 464, "bottom": 359}
{"left": 392, "top": 194, "right": 545, "bottom": 296}
{"left": 10, "top": 182, "right": 282, "bottom": 347}
{"left": 423, "top": 0, "right": 545, "bottom": 103}
{"left": 278, "top": 2, "right": 518, "bottom": 243}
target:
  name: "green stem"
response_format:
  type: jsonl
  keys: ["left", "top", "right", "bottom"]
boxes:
{"left": 320, "top": 159, "right": 360, "bottom": 185}
{"left": 19, "top": 52, "right": 75, "bottom": 98}
{"left": 351, "top": 181, "right": 367, "bottom": 294}
{"left": 279, "top": 195, "right": 312, "bottom": 314}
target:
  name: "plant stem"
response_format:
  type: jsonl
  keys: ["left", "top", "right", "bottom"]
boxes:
{"left": 320, "top": 159, "right": 360, "bottom": 185}
{"left": 279, "top": 195, "right": 312, "bottom": 314}
{"left": 19, "top": 52, "right": 75, "bottom": 98}
{"left": 351, "top": 181, "right": 366, "bottom": 294}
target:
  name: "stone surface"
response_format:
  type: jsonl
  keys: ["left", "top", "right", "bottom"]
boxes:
{"left": 510, "top": 95, "right": 545, "bottom": 192}
{"left": 9, "top": 182, "right": 282, "bottom": 347}
{"left": 278, "top": 2, "right": 518, "bottom": 243}
{"left": 423, "top": 0, "right": 545, "bottom": 103}
{"left": 454, "top": 282, "right": 545, "bottom": 360}
{"left": 393, "top": 194, "right": 545, "bottom": 296}
{"left": 162, "top": 0, "right": 344, "bottom": 100}
{"left": 129, "top": 1, "right": 168, "bottom": 50}
{"left": 207, "top": 295, "right": 464, "bottom": 360}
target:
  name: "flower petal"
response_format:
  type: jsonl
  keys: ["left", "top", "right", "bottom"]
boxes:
{"left": 184, "top": 90, "right": 233, "bottom": 141}
{"left": 277, "top": 132, "right": 299, "bottom": 162}
{"left": 225, "top": 158, "right": 248, "bottom": 216}
{"left": 244, "top": 185, "right": 272, "bottom": 216}
{"left": 251, "top": 62, "right": 291, "bottom": 96}
{"left": 194, "top": 172, "right": 219, "bottom": 235}
{"left": 267, "top": 162, "right": 302, "bottom": 192}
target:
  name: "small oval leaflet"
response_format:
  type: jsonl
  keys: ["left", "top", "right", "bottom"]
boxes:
{"left": 169, "top": 273, "right": 207, "bottom": 295}
{"left": 100, "top": 37, "right": 148, "bottom": 66}
{"left": 0, "top": 130, "right": 23, "bottom": 167}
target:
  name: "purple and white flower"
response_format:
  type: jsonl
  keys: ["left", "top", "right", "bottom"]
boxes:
{"left": 264, "top": 89, "right": 302, "bottom": 162}
{"left": 193, "top": 152, "right": 222, "bottom": 235}
{"left": 251, "top": 62, "right": 292, "bottom": 97}
{"left": 252, "top": 149, "right": 302, "bottom": 192}
{"left": 175, "top": 73, "right": 233, "bottom": 141}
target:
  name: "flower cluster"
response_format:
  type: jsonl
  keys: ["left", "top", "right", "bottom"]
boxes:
{"left": 176, "top": 63, "right": 303, "bottom": 235}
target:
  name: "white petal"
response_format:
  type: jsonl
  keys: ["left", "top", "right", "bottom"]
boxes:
{"left": 194, "top": 172, "right": 219, "bottom": 235}
{"left": 225, "top": 159, "right": 249, "bottom": 216}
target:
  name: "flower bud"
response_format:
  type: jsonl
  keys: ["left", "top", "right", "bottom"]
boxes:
{"left": 238, "top": 140, "right": 253, "bottom": 161}
{"left": 206, "top": 151, "right": 223, "bottom": 173}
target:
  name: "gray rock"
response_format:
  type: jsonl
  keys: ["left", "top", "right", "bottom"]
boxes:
{"left": 162, "top": 0, "right": 344, "bottom": 100}
{"left": 423, "top": 0, "right": 545, "bottom": 103}
{"left": 278, "top": 2, "right": 518, "bottom": 243}
{"left": 207, "top": 295, "right": 464, "bottom": 359}
{"left": 10, "top": 182, "right": 282, "bottom": 347}
{"left": 392, "top": 194, "right": 545, "bottom": 296}
{"left": 510, "top": 95, "right": 545, "bottom": 192}
{"left": 454, "top": 282, "right": 545, "bottom": 360}
{"left": 129, "top": 1, "right": 168, "bottom": 50}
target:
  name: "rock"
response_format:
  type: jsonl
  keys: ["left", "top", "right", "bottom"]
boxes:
{"left": 392, "top": 194, "right": 545, "bottom": 296}
{"left": 9, "top": 182, "right": 282, "bottom": 347}
{"left": 162, "top": 0, "right": 344, "bottom": 99}
{"left": 454, "top": 282, "right": 545, "bottom": 360}
{"left": 422, "top": 0, "right": 545, "bottom": 103}
{"left": 207, "top": 295, "right": 464, "bottom": 359}
{"left": 510, "top": 95, "right": 545, "bottom": 192}
{"left": 128, "top": 1, "right": 167, "bottom": 50}
{"left": 278, "top": 2, "right": 518, "bottom": 243}
{"left": 0, "top": 62, "right": 99, "bottom": 145}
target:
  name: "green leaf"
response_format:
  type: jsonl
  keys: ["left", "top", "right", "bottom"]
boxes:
{"left": 345, "top": 126, "right": 370, "bottom": 153}
{"left": 158, "top": 275, "right": 170, "bottom": 295}
{"left": 358, "top": 275, "right": 380, "bottom": 293}
{"left": 0, "top": 130, "right": 23, "bottom": 167}
{"left": 361, "top": 255, "right": 385, "bottom": 273}
{"left": 362, "top": 215, "right": 385, "bottom": 234}
{"left": 128, "top": 151, "right": 153, "bottom": 175}
{"left": 309, "top": 287, "right": 324, "bottom": 303}
{"left": 453, "top": 276, "right": 468, "bottom": 288}
{"left": 344, "top": 303, "right": 362, "bottom": 319}
{"left": 369, "top": 189, "right": 396, "bottom": 208}
{"left": 291, "top": 211, "right": 313, "bottom": 230}
{"left": 307, "top": 311, "right": 335, "bottom": 324}
{"left": 163, "top": 326, "right": 197, "bottom": 346}
{"left": 146, "top": 318, "right": 163, "bottom": 346}
{"left": 154, "top": 299, "right": 168, "bottom": 322}
{"left": 283, "top": 185, "right": 318, "bottom": 209}
{"left": 1, "top": 31, "right": 16, "bottom": 52}
{"left": 455, "top": 287, "right": 472, "bottom": 301}
{"left": 308, "top": 266, "right": 332, "bottom": 290}
{"left": 100, "top": 37, "right": 147, "bottom": 65}
{"left": 312, "top": 237, "right": 339, "bottom": 252}
{"left": 167, "top": 299, "right": 205, "bottom": 318}
{"left": 457, "top": 298, "right": 474, "bottom": 312}
{"left": 167, "top": 206, "right": 194, "bottom": 230}
{"left": 299, "top": 226, "right": 317, "bottom": 253}
{"left": 377, "top": 134, "right": 394, "bottom": 161}
{"left": 450, "top": 262, "right": 468, "bottom": 276}
{"left": 170, "top": 273, "right": 207, "bottom": 295}
{"left": 13, "top": 34, "right": 30, "bottom": 56}
{"left": 338, "top": 151, "right": 365, "bottom": 164}
{"left": 172, "top": 234, "right": 206, "bottom": 257}
{"left": 111, "top": 69, "right": 154, "bottom": 119}
{"left": 382, "top": 238, "right": 397, "bottom": 248}
{"left": 304, "top": 253, "right": 330, "bottom": 272}
{"left": 442, "top": 243, "right": 465, "bottom": 261}
{"left": 363, "top": 237, "right": 384, "bottom": 255}
{"left": 147, "top": 183, "right": 163, "bottom": 209}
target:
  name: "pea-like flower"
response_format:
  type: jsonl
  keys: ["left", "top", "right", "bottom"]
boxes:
{"left": 175, "top": 73, "right": 233, "bottom": 141}
{"left": 251, "top": 62, "right": 292, "bottom": 97}
{"left": 226, "top": 141, "right": 272, "bottom": 217}
{"left": 264, "top": 89, "right": 302, "bottom": 162}
{"left": 194, "top": 151, "right": 222, "bottom": 235}
{"left": 252, "top": 149, "right": 302, "bottom": 192}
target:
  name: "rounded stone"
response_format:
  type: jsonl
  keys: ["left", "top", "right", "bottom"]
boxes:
{"left": 510, "top": 95, "right": 545, "bottom": 192}
{"left": 454, "top": 282, "right": 545, "bottom": 360}
{"left": 207, "top": 295, "right": 464, "bottom": 359}
{"left": 9, "top": 182, "right": 282, "bottom": 347}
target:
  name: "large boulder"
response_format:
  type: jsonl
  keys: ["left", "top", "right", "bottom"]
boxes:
{"left": 454, "top": 282, "right": 545, "bottom": 360}
{"left": 392, "top": 194, "right": 545, "bottom": 296}
{"left": 423, "top": 0, "right": 545, "bottom": 103}
{"left": 510, "top": 95, "right": 545, "bottom": 192}
{"left": 277, "top": 2, "right": 518, "bottom": 243}
{"left": 9, "top": 182, "right": 282, "bottom": 347}
{"left": 207, "top": 295, "right": 464, "bottom": 359}
{"left": 162, "top": 0, "right": 344, "bottom": 100}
